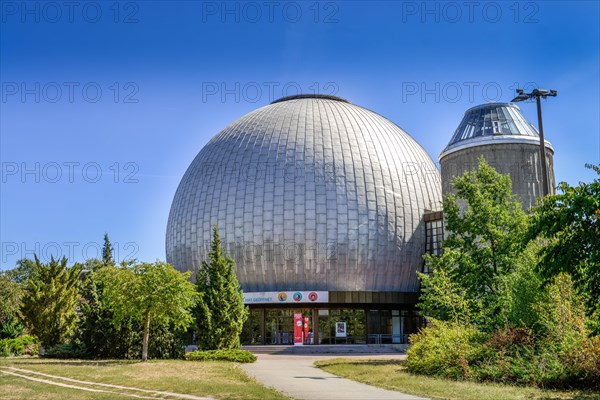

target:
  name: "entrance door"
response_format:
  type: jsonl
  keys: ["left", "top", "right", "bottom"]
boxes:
{"left": 264, "top": 309, "right": 313, "bottom": 345}
{"left": 265, "top": 310, "right": 294, "bottom": 344}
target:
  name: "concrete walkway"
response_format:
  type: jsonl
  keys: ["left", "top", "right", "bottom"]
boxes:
{"left": 241, "top": 354, "right": 427, "bottom": 400}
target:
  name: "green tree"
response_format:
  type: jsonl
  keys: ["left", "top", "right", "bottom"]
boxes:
{"left": 1, "top": 260, "right": 35, "bottom": 339}
{"left": 529, "top": 164, "right": 600, "bottom": 332}
{"left": 21, "top": 256, "right": 82, "bottom": 347}
{"left": 0, "top": 276, "right": 23, "bottom": 326}
{"left": 195, "top": 226, "right": 248, "bottom": 350}
{"left": 537, "top": 273, "right": 588, "bottom": 349}
{"left": 418, "top": 259, "right": 475, "bottom": 324}
{"left": 497, "top": 239, "right": 546, "bottom": 331}
{"left": 422, "top": 157, "right": 529, "bottom": 329}
{"left": 77, "top": 258, "right": 139, "bottom": 358}
{"left": 5, "top": 258, "right": 37, "bottom": 283}
{"left": 0, "top": 275, "right": 25, "bottom": 338}
{"left": 534, "top": 273, "right": 600, "bottom": 387}
{"left": 78, "top": 237, "right": 127, "bottom": 358}
{"left": 100, "top": 261, "right": 195, "bottom": 361}
{"left": 102, "top": 233, "right": 115, "bottom": 266}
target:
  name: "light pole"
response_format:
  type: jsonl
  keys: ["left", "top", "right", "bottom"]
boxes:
{"left": 511, "top": 88, "right": 557, "bottom": 197}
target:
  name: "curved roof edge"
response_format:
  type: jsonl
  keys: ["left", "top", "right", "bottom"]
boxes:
{"left": 270, "top": 94, "right": 350, "bottom": 104}
{"left": 463, "top": 102, "right": 519, "bottom": 113}
{"left": 446, "top": 102, "right": 540, "bottom": 148}
{"left": 439, "top": 134, "right": 554, "bottom": 161}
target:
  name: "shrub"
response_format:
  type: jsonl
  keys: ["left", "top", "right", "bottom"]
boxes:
{"left": 0, "top": 335, "right": 38, "bottom": 356}
{"left": 579, "top": 335, "right": 600, "bottom": 389}
{"left": 473, "top": 326, "right": 600, "bottom": 389}
{"left": 559, "top": 334, "right": 600, "bottom": 390}
{"left": 474, "top": 327, "right": 539, "bottom": 385}
{"left": 185, "top": 349, "right": 256, "bottom": 363}
{"left": 0, "top": 317, "right": 26, "bottom": 339}
{"left": 406, "top": 319, "right": 490, "bottom": 379}
{"left": 43, "top": 343, "right": 88, "bottom": 359}
{"left": 147, "top": 323, "right": 186, "bottom": 360}
{"left": 0, "top": 346, "right": 10, "bottom": 357}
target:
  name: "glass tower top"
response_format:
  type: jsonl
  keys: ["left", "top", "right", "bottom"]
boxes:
{"left": 447, "top": 103, "right": 539, "bottom": 148}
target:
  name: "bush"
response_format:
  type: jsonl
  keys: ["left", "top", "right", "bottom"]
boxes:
{"left": 464, "top": 325, "right": 600, "bottom": 390}
{"left": 0, "top": 317, "right": 26, "bottom": 339}
{"left": 474, "top": 327, "right": 540, "bottom": 385}
{"left": 558, "top": 334, "right": 600, "bottom": 390}
{"left": 185, "top": 349, "right": 256, "bottom": 363}
{"left": 0, "top": 335, "right": 38, "bottom": 356}
{"left": 147, "top": 324, "right": 186, "bottom": 360}
{"left": 579, "top": 335, "right": 600, "bottom": 389}
{"left": 406, "top": 320, "right": 490, "bottom": 379}
{"left": 43, "top": 343, "right": 88, "bottom": 359}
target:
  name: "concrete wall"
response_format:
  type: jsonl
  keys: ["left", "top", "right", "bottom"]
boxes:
{"left": 440, "top": 142, "right": 555, "bottom": 210}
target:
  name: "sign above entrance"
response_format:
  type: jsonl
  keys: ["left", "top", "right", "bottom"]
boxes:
{"left": 243, "top": 291, "right": 329, "bottom": 304}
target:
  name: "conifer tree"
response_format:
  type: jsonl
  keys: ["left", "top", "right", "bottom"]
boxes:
{"left": 21, "top": 256, "right": 82, "bottom": 347}
{"left": 195, "top": 226, "right": 248, "bottom": 350}
{"left": 102, "top": 233, "right": 115, "bottom": 266}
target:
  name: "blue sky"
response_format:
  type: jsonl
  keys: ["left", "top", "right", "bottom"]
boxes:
{"left": 1, "top": 0, "right": 599, "bottom": 268}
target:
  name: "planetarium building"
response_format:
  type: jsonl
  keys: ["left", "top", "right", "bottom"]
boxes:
{"left": 167, "top": 94, "right": 443, "bottom": 345}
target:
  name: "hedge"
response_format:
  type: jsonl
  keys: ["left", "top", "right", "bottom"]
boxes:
{"left": 185, "top": 349, "right": 256, "bottom": 363}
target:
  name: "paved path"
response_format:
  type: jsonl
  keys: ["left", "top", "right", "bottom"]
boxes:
{"left": 241, "top": 354, "right": 427, "bottom": 400}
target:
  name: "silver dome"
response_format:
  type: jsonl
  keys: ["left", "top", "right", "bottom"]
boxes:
{"left": 166, "top": 95, "right": 442, "bottom": 292}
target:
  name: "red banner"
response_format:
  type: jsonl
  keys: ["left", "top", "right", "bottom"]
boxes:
{"left": 293, "top": 312, "right": 303, "bottom": 345}
{"left": 303, "top": 316, "right": 310, "bottom": 344}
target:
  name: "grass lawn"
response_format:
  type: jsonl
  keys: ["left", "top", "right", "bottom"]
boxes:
{"left": 315, "top": 358, "right": 600, "bottom": 400}
{"left": 0, "top": 357, "right": 289, "bottom": 400}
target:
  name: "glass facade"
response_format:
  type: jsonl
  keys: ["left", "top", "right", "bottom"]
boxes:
{"left": 241, "top": 306, "right": 420, "bottom": 345}
{"left": 317, "top": 309, "right": 365, "bottom": 344}
{"left": 366, "top": 310, "right": 410, "bottom": 344}
{"left": 447, "top": 103, "right": 539, "bottom": 146}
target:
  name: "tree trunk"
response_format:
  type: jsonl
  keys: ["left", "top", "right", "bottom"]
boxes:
{"left": 142, "top": 311, "right": 150, "bottom": 361}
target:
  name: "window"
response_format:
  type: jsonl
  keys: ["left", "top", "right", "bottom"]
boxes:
{"left": 492, "top": 120, "right": 501, "bottom": 134}
{"left": 424, "top": 214, "right": 444, "bottom": 274}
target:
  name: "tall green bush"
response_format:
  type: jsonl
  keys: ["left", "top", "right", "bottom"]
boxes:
{"left": 195, "top": 226, "right": 248, "bottom": 350}
{"left": 21, "top": 256, "right": 82, "bottom": 348}
{"left": 422, "top": 157, "right": 529, "bottom": 331}
{"left": 529, "top": 164, "right": 600, "bottom": 332}
{"left": 406, "top": 319, "right": 490, "bottom": 379}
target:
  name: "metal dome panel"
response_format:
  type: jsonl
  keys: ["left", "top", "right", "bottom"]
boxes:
{"left": 166, "top": 96, "right": 442, "bottom": 292}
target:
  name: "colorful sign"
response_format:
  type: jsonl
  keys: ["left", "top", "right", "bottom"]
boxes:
{"left": 303, "top": 316, "right": 310, "bottom": 344}
{"left": 335, "top": 321, "right": 347, "bottom": 338}
{"left": 243, "top": 291, "right": 328, "bottom": 304}
{"left": 293, "top": 313, "right": 303, "bottom": 346}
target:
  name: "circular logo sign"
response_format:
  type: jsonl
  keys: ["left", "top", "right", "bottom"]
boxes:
{"left": 293, "top": 292, "right": 302, "bottom": 301}
{"left": 278, "top": 292, "right": 287, "bottom": 302}
{"left": 308, "top": 292, "right": 318, "bottom": 301}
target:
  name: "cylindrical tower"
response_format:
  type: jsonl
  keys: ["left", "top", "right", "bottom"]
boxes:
{"left": 440, "top": 103, "right": 555, "bottom": 209}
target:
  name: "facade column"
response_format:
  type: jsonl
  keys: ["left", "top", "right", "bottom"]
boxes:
{"left": 259, "top": 308, "right": 265, "bottom": 345}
